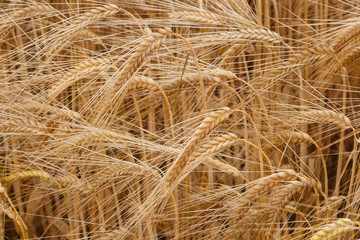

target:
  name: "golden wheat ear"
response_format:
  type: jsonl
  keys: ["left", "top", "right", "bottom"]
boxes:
{"left": 310, "top": 218, "right": 360, "bottom": 240}
{"left": 168, "top": 11, "right": 225, "bottom": 25}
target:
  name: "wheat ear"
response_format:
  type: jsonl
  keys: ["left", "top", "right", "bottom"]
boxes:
{"left": 310, "top": 218, "right": 359, "bottom": 240}
{"left": 237, "top": 170, "right": 299, "bottom": 207}
{"left": 114, "top": 31, "right": 169, "bottom": 89}
{"left": 126, "top": 76, "right": 160, "bottom": 92}
{"left": 73, "top": 29, "right": 103, "bottom": 44}
{"left": 0, "top": 204, "right": 16, "bottom": 221}
{"left": 269, "top": 180, "right": 310, "bottom": 224}
{"left": 168, "top": 11, "right": 224, "bottom": 24}
{"left": 318, "top": 196, "right": 346, "bottom": 218}
{"left": 73, "top": 3, "right": 120, "bottom": 24}
{"left": 274, "top": 131, "right": 315, "bottom": 144}
{"left": 53, "top": 129, "right": 130, "bottom": 152}
{"left": 298, "top": 110, "right": 352, "bottom": 129}
{"left": 165, "top": 108, "right": 232, "bottom": 183}
{"left": 163, "top": 74, "right": 222, "bottom": 90}
{"left": 203, "top": 157, "right": 248, "bottom": 182}
{"left": 340, "top": 45, "right": 360, "bottom": 65}
{"left": 47, "top": 58, "right": 109, "bottom": 100}
{"left": 2, "top": 4, "right": 55, "bottom": 27}
{"left": 0, "top": 119, "right": 49, "bottom": 136}
{"left": 219, "top": 43, "right": 250, "bottom": 66}
{"left": 2, "top": 170, "right": 50, "bottom": 183}
{"left": 202, "top": 29, "right": 282, "bottom": 44}
{"left": 332, "top": 22, "right": 360, "bottom": 52}
{"left": 96, "top": 30, "right": 170, "bottom": 117}
{"left": 190, "top": 133, "right": 238, "bottom": 159}
{"left": 90, "top": 162, "right": 160, "bottom": 192}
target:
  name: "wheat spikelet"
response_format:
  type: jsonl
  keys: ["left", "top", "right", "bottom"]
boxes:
{"left": 73, "top": 3, "right": 120, "bottom": 24}
{"left": 2, "top": 170, "right": 50, "bottom": 183}
{"left": 310, "top": 218, "right": 359, "bottom": 239}
{"left": 47, "top": 58, "right": 109, "bottom": 100}
{"left": 0, "top": 119, "right": 48, "bottom": 136}
{"left": 168, "top": 11, "right": 224, "bottom": 24}
{"left": 298, "top": 110, "right": 352, "bottom": 129}
{"left": 207, "top": 68, "right": 237, "bottom": 80}
{"left": 163, "top": 69, "right": 236, "bottom": 91}
{"left": 47, "top": 108, "right": 82, "bottom": 121}
{"left": 202, "top": 29, "right": 282, "bottom": 44}
{"left": 55, "top": 175, "right": 93, "bottom": 194}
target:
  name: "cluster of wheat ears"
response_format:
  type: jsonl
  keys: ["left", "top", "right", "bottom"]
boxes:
{"left": 2, "top": 0, "right": 360, "bottom": 239}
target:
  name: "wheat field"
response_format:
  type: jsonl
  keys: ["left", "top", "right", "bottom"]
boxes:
{"left": 1, "top": 0, "right": 360, "bottom": 239}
